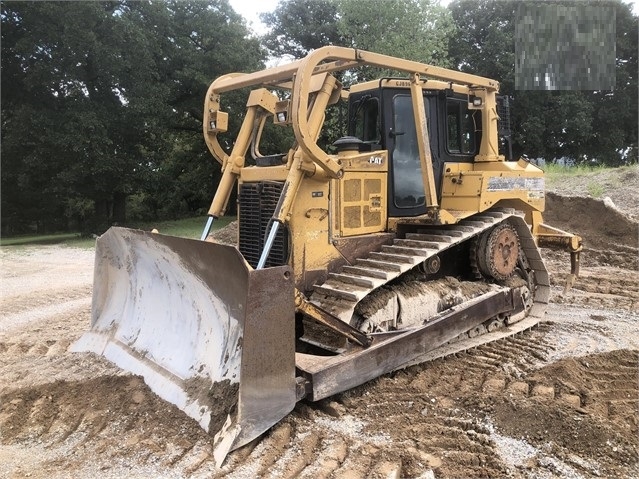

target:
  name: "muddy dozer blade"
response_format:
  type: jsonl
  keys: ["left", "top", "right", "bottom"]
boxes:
{"left": 72, "top": 227, "right": 296, "bottom": 464}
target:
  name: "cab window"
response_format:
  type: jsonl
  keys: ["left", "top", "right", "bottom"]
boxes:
{"left": 352, "top": 96, "right": 380, "bottom": 143}
{"left": 446, "top": 99, "right": 475, "bottom": 154}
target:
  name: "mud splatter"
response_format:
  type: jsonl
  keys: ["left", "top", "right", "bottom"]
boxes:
{"left": 184, "top": 377, "right": 239, "bottom": 435}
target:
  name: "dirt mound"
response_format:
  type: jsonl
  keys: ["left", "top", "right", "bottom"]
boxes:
{"left": 543, "top": 194, "right": 639, "bottom": 310}
{"left": 0, "top": 373, "right": 219, "bottom": 479}
{"left": 546, "top": 165, "right": 639, "bottom": 219}
{"left": 210, "top": 220, "right": 237, "bottom": 245}
{"left": 1, "top": 375, "right": 203, "bottom": 445}
{"left": 544, "top": 192, "right": 638, "bottom": 251}
{"left": 544, "top": 193, "right": 639, "bottom": 272}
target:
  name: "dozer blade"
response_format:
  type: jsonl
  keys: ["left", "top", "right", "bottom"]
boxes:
{"left": 72, "top": 227, "right": 296, "bottom": 464}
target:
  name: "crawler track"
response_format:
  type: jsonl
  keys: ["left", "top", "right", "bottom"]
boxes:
{"left": 308, "top": 208, "right": 550, "bottom": 365}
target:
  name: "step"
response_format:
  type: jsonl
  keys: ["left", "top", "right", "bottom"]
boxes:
{"left": 471, "top": 216, "right": 498, "bottom": 224}
{"left": 342, "top": 265, "right": 391, "bottom": 280}
{"left": 463, "top": 216, "right": 493, "bottom": 224}
{"left": 418, "top": 229, "right": 464, "bottom": 237}
{"left": 458, "top": 220, "right": 486, "bottom": 228}
{"left": 475, "top": 211, "right": 505, "bottom": 219}
{"left": 455, "top": 225, "right": 478, "bottom": 233}
{"left": 328, "top": 272, "right": 377, "bottom": 288}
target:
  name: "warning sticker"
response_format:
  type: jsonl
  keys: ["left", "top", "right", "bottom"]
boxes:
{"left": 487, "top": 176, "right": 545, "bottom": 194}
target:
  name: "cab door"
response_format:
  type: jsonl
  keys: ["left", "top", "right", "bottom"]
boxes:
{"left": 383, "top": 90, "right": 440, "bottom": 218}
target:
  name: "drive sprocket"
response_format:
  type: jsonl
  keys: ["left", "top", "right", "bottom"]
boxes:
{"left": 475, "top": 223, "right": 520, "bottom": 281}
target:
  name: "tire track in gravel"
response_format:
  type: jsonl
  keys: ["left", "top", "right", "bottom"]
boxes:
{"left": 4, "top": 311, "right": 621, "bottom": 479}
{"left": 546, "top": 250, "right": 639, "bottom": 312}
{"left": 0, "top": 374, "right": 223, "bottom": 479}
{"left": 3, "top": 331, "right": 635, "bottom": 478}
{"left": 299, "top": 326, "right": 636, "bottom": 478}
{"left": 274, "top": 326, "right": 560, "bottom": 479}
{"left": 488, "top": 349, "right": 639, "bottom": 478}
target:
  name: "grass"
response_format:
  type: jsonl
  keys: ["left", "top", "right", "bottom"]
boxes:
{"left": 586, "top": 182, "right": 605, "bottom": 198}
{"left": 1, "top": 232, "right": 79, "bottom": 247}
{"left": 0, "top": 232, "right": 96, "bottom": 248}
{"left": 0, "top": 216, "right": 235, "bottom": 248}
{"left": 543, "top": 163, "right": 627, "bottom": 196}
{"left": 134, "top": 215, "right": 234, "bottom": 239}
{"left": 543, "top": 162, "right": 609, "bottom": 176}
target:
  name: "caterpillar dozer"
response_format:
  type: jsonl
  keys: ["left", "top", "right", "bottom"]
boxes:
{"left": 73, "top": 47, "right": 582, "bottom": 465}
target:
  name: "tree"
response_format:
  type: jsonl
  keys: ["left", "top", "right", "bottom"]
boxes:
{"left": 261, "top": 0, "right": 341, "bottom": 59}
{"left": 2, "top": 1, "right": 134, "bottom": 233}
{"left": 448, "top": 0, "right": 518, "bottom": 92}
{"left": 120, "top": 0, "right": 264, "bottom": 221}
{"left": 448, "top": 0, "right": 637, "bottom": 165}
{"left": 261, "top": 0, "right": 454, "bottom": 69}
{"left": 1, "top": 0, "right": 264, "bottom": 234}
{"left": 584, "top": 1, "right": 638, "bottom": 164}
{"left": 259, "top": 0, "right": 455, "bottom": 150}
{"left": 337, "top": 0, "right": 454, "bottom": 69}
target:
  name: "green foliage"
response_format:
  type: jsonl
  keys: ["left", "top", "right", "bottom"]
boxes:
{"left": 337, "top": 0, "right": 454, "bottom": 68}
{"left": 1, "top": 0, "right": 265, "bottom": 236}
{"left": 137, "top": 215, "right": 234, "bottom": 240}
{"left": 448, "top": 0, "right": 637, "bottom": 165}
{"left": 515, "top": 3, "right": 615, "bottom": 90}
{"left": 3, "top": 0, "right": 636, "bottom": 238}
{"left": 0, "top": 215, "right": 234, "bottom": 246}
{"left": 448, "top": 0, "right": 518, "bottom": 92}
{"left": 261, "top": 0, "right": 454, "bottom": 77}
{"left": 544, "top": 162, "right": 609, "bottom": 176}
{"left": 260, "top": 0, "right": 455, "bottom": 149}
{"left": 263, "top": 0, "right": 635, "bottom": 166}
{"left": 261, "top": 0, "right": 340, "bottom": 58}
{"left": 1, "top": 233, "right": 84, "bottom": 247}
{"left": 514, "top": 90, "right": 595, "bottom": 161}
{"left": 586, "top": 181, "right": 606, "bottom": 198}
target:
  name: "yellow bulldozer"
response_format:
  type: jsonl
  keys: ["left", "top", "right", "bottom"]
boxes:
{"left": 73, "top": 47, "right": 582, "bottom": 464}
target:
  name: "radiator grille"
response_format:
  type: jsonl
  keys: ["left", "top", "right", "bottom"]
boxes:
{"left": 238, "top": 181, "right": 288, "bottom": 269}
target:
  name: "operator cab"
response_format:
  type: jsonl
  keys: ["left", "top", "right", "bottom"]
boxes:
{"left": 348, "top": 82, "right": 481, "bottom": 217}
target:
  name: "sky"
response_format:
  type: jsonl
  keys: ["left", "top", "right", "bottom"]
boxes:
{"left": 228, "top": 0, "right": 280, "bottom": 35}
